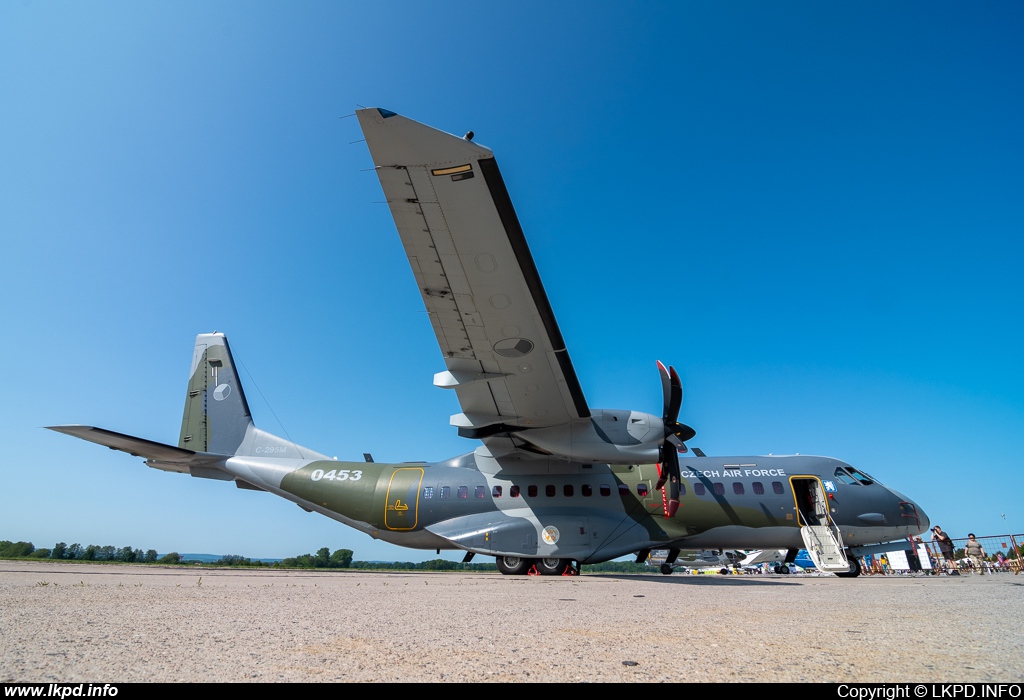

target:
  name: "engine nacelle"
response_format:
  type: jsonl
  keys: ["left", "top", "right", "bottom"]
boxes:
{"left": 512, "top": 408, "right": 664, "bottom": 464}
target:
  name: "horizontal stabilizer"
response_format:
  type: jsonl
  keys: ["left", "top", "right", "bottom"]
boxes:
{"left": 47, "top": 425, "right": 214, "bottom": 464}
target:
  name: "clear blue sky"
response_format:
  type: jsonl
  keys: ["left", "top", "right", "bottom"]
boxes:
{"left": 2, "top": 2, "right": 1021, "bottom": 561}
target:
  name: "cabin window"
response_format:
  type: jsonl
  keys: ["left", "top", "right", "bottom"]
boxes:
{"left": 733, "top": 482, "right": 745, "bottom": 495}
{"left": 752, "top": 482, "right": 764, "bottom": 495}
{"left": 563, "top": 484, "right": 574, "bottom": 497}
{"left": 546, "top": 485, "right": 556, "bottom": 497}
{"left": 600, "top": 484, "right": 611, "bottom": 496}
{"left": 440, "top": 486, "right": 451, "bottom": 499}
{"left": 582, "top": 484, "right": 593, "bottom": 497}
{"left": 510, "top": 485, "right": 520, "bottom": 498}
{"left": 492, "top": 486, "right": 502, "bottom": 498}
{"left": 423, "top": 486, "right": 434, "bottom": 499}
{"left": 772, "top": 481, "right": 784, "bottom": 495}
{"left": 528, "top": 485, "right": 538, "bottom": 497}
{"left": 637, "top": 483, "right": 649, "bottom": 497}
{"left": 618, "top": 484, "right": 630, "bottom": 495}
{"left": 457, "top": 486, "right": 468, "bottom": 499}
{"left": 475, "top": 486, "right": 486, "bottom": 499}
{"left": 713, "top": 483, "right": 725, "bottom": 496}
{"left": 694, "top": 483, "right": 706, "bottom": 496}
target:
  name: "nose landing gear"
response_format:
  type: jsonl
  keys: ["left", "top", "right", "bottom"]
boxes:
{"left": 834, "top": 556, "right": 862, "bottom": 578}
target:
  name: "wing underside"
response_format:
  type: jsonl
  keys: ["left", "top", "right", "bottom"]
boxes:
{"left": 357, "top": 109, "right": 589, "bottom": 453}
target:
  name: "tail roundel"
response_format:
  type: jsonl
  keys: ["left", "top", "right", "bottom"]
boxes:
{"left": 179, "top": 333, "right": 253, "bottom": 454}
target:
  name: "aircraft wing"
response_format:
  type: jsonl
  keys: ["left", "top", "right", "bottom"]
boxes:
{"left": 357, "top": 109, "right": 590, "bottom": 449}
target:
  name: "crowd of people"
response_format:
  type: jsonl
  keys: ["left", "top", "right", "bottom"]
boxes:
{"left": 914, "top": 527, "right": 1013, "bottom": 575}
{"left": 855, "top": 527, "right": 1020, "bottom": 576}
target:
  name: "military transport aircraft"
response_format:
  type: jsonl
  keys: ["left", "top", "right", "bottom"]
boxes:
{"left": 50, "top": 108, "right": 930, "bottom": 577}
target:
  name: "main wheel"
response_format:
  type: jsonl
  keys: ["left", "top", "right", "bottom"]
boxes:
{"left": 496, "top": 556, "right": 532, "bottom": 576}
{"left": 779, "top": 564, "right": 790, "bottom": 574}
{"left": 660, "top": 563, "right": 674, "bottom": 575}
{"left": 835, "top": 557, "right": 862, "bottom": 578}
{"left": 536, "top": 557, "right": 571, "bottom": 576}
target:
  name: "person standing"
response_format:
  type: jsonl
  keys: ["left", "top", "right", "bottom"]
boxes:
{"left": 965, "top": 533, "right": 987, "bottom": 574}
{"left": 931, "top": 526, "right": 956, "bottom": 572}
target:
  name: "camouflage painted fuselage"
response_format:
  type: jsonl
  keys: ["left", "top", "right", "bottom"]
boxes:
{"left": 256, "top": 452, "right": 926, "bottom": 564}
{"left": 52, "top": 330, "right": 929, "bottom": 568}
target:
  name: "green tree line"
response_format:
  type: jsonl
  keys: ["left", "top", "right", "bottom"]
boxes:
{"left": 0, "top": 540, "right": 162, "bottom": 563}
{"left": 2, "top": 538, "right": 768, "bottom": 573}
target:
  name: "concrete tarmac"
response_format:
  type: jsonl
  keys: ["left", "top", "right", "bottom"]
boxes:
{"left": 1, "top": 560, "right": 1021, "bottom": 683}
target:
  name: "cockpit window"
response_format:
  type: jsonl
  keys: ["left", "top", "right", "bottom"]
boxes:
{"left": 834, "top": 468, "right": 859, "bottom": 486}
{"left": 858, "top": 469, "right": 881, "bottom": 484}
{"left": 845, "top": 467, "right": 874, "bottom": 485}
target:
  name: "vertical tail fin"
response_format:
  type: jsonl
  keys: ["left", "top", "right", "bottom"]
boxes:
{"left": 50, "top": 334, "right": 325, "bottom": 466}
{"left": 178, "top": 333, "right": 328, "bottom": 460}
{"left": 179, "top": 333, "right": 253, "bottom": 454}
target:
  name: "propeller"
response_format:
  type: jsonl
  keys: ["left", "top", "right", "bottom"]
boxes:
{"left": 654, "top": 361, "right": 696, "bottom": 518}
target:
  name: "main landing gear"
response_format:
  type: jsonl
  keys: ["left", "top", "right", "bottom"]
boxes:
{"left": 495, "top": 556, "right": 577, "bottom": 576}
{"left": 834, "top": 556, "right": 862, "bottom": 578}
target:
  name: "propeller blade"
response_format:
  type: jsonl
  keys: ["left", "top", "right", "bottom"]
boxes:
{"left": 663, "top": 444, "right": 680, "bottom": 518}
{"left": 668, "top": 365, "right": 682, "bottom": 422}
{"left": 657, "top": 361, "right": 673, "bottom": 423}
{"left": 657, "top": 361, "right": 682, "bottom": 424}
{"left": 656, "top": 360, "right": 694, "bottom": 517}
{"left": 659, "top": 361, "right": 695, "bottom": 441}
{"left": 667, "top": 434, "right": 688, "bottom": 454}
{"left": 654, "top": 459, "right": 668, "bottom": 491}
{"left": 656, "top": 443, "right": 681, "bottom": 518}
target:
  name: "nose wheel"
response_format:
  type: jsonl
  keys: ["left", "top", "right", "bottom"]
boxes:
{"left": 834, "top": 557, "right": 862, "bottom": 578}
{"left": 658, "top": 548, "right": 681, "bottom": 575}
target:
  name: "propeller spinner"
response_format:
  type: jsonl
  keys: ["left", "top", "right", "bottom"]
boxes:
{"left": 654, "top": 361, "right": 696, "bottom": 518}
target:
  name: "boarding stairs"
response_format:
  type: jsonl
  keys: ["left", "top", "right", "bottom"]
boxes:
{"left": 799, "top": 484, "right": 851, "bottom": 572}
